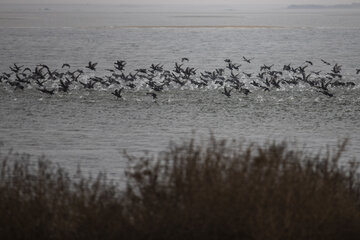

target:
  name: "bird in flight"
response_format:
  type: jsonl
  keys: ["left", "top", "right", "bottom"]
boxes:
{"left": 62, "top": 63, "right": 71, "bottom": 69}
{"left": 147, "top": 92, "right": 157, "bottom": 100}
{"left": 321, "top": 59, "right": 331, "bottom": 66}
{"left": 221, "top": 87, "right": 232, "bottom": 98}
{"left": 243, "top": 56, "right": 254, "bottom": 63}
{"left": 112, "top": 87, "right": 124, "bottom": 99}
{"left": 86, "top": 61, "right": 98, "bottom": 71}
{"left": 305, "top": 60, "right": 313, "bottom": 66}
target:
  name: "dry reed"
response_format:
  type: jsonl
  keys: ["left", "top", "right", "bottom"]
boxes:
{"left": 0, "top": 137, "right": 359, "bottom": 240}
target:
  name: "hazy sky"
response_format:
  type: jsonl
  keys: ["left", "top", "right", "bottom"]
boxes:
{"left": 0, "top": 0, "right": 358, "bottom": 5}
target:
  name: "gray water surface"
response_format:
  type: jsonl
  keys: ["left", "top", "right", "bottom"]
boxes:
{"left": 1, "top": 4, "right": 360, "bottom": 178}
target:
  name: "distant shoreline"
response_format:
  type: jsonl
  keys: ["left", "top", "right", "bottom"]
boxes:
{"left": 288, "top": 2, "right": 360, "bottom": 9}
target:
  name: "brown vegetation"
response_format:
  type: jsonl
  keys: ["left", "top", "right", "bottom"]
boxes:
{"left": 0, "top": 138, "right": 360, "bottom": 240}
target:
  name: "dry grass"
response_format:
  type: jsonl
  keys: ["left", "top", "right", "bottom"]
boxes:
{"left": 0, "top": 137, "right": 360, "bottom": 240}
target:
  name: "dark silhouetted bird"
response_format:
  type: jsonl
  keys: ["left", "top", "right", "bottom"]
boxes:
{"left": 86, "top": 61, "right": 97, "bottom": 71}
{"left": 8, "top": 81, "right": 24, "bottom": 90}
{"left": 239, "top": 88, "right": 251, "bottom": 95}
{"left": 311, "top": 70, "right": 321, "bottom": 75}
{"left": 9, "top": 63, "right": 24, "bottom": 73}
{"left": 243, "top": 56, "right": 254, "bottom": 63}
{"left": 332, "top": 63, "right": 342, "bottom": 74}
{"left": 150, "top": 63, "right": 163, "bottom": 72}
{"left": 318, "top": 90, "right": 334, "bottom": 98}
{"left": 147, "top": 92, "right": 157, "bottom": 100}
{"left": 221, "top": 87, "right": 232, "bottom": 98}
{"left": 62, "top": 63, "right": 71, "bottom": 69}
{"left": 38, "top": 87, "right": 55, "bottom": 95}
{"left": 283, "top": 64, "right": 291, "bottom": 71}
{"left": 79, "top": 80, "right": 96, "bottom": 89}
{"left": 321, "top": 59, "right": 331, "bottom": 66}
{"left": 59, "top": 78, "right": 71, "bottom": 92}
{"left": 112, "top": 87, "right": 124, "bottom": 99}
{"left": 242, "top": 72, "right": 252, "bottom": 78}
{"left": 114, "top": 60, "right": 126, "bottom": 71}
{"left": 260, "top": 64, "right": 273, "bottom": 71}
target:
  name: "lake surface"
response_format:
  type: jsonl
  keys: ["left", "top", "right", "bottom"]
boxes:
{"left": 0, "top": 4, "right": 359, "bottom": 179}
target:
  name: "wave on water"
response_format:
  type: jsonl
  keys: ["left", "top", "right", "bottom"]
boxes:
{"left": 113, "top": 25, "right": 282, "bottom": 29}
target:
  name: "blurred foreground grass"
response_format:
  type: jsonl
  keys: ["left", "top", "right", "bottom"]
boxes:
{"left": 0, "top": 137, "right": 359, "bottom": 240}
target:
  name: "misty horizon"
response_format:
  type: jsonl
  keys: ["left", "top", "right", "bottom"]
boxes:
{"left": 0, "top": 0, "right": 359, "bottom": 6}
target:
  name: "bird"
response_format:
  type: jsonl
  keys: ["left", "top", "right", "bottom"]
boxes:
{"left": 345, "top": 82, "right": 355, "bottom": 87}
{"left": 311, "top": 70, "right": 322, "bottom": 75}
{"left": 86, "top": 61, "right": 97, "bottom": 71}
{"left": 127, "top": 83, "right": 136, "bottom": 89}
{"left": 37, "top": 87, "right": 55, "bottom": 95}
{"left": 135, "top": 68, "right": 147, "bottom": 74}
{"left": 9, "top": 63, "right": 24, "bottom": 73}
{"left": 229, "top": 71, "right": 239, "bottom": 80}
{"left": 243, "top": 56, "right": 254, "bottom": 63}
{"left": 62, "top": 63, "right": 71, "bottom": 69}
{"left": 269, "top": 70, "right": 282, "bottom": 77}
{"left": 321, "top": 59, "right": 331, "bottom": 66}
{"left": 37, "top": 64, "right": 51, "bottom": 72}
{"left": 181, "top": 57, "right": 189, "bottom": 62}
{"left": 260, "top": 64, "right": 273, "bottom": 71}
{"left": 297, "top": 65, "right": 308, "bottom": 74}
{"left": 79, "top": 80, "right": 96, "bottom": 89}
{"left": 2, "top": 72, "right": 13, "bottom": 80}
{"left": 58, "top": 78, "right": 71, "bottom": 92}
{"left": 257, "top": 72, "right": 265, "bottom": 79}
{"left": 15, "top": 73, "right": 30, "bottom": 84}
{"left": 174, "top": 62, "right": 183, "bottom": 73}
{"left": 146, "top": 92, "right": 157, "bottom": 100}
{"left": 356, "top": 69, "right": 360, "bottom": 74}
{"left": 226, "top": 62, "right": 241, "bottom": 71}
{"left": 332, "top": 63, "right": 342, "bottom": 74}
{"left": 318, "top": 90, "right": 334, "bottom": 98}
{"left": 239, "top": 88, "right": 251, "bottom": 95}
{"left": 327, "top": 72, "right": 342, "bottom": 79}
{"left": 251, "top": 80, "right": 261, "bottom": 88}
{"left": 8, "top": 81, "right": 24, "bottom": 90}
{"left": 261, "top": 86, "right": 270, "bottom": 92}
{"left": 150, "top": 63, "right": 163, "bottom": 72}
{"left": 301, "top": 72, "right": 312, "bottom": 82}
{"left": 242, "top": 72, "right": 252, "bottom": 78}
{"left": 114, "top": 60, "right": 126, "bottom": 71}
{"left": 221, "top": 87, "right": 232, "bottom": 98}
{"left": 319, "top": 78, "right": 332, "bottom": 91}
{"left": 112, "top": 87, "right": 124, "bottom": 99}
{"left": 22, "top": 67, "right": 32, "bottom": 73}
{"left": 283, "top": 64, "right": 291, "bottom": 71}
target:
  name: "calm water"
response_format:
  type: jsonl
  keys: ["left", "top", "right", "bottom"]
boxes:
{"left": 1, "top": 4, "right": 360, "bottom": 178}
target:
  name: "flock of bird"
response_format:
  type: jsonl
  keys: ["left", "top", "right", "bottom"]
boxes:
{"left": 0, "top": 57, "right": 359, "bottom": 100}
